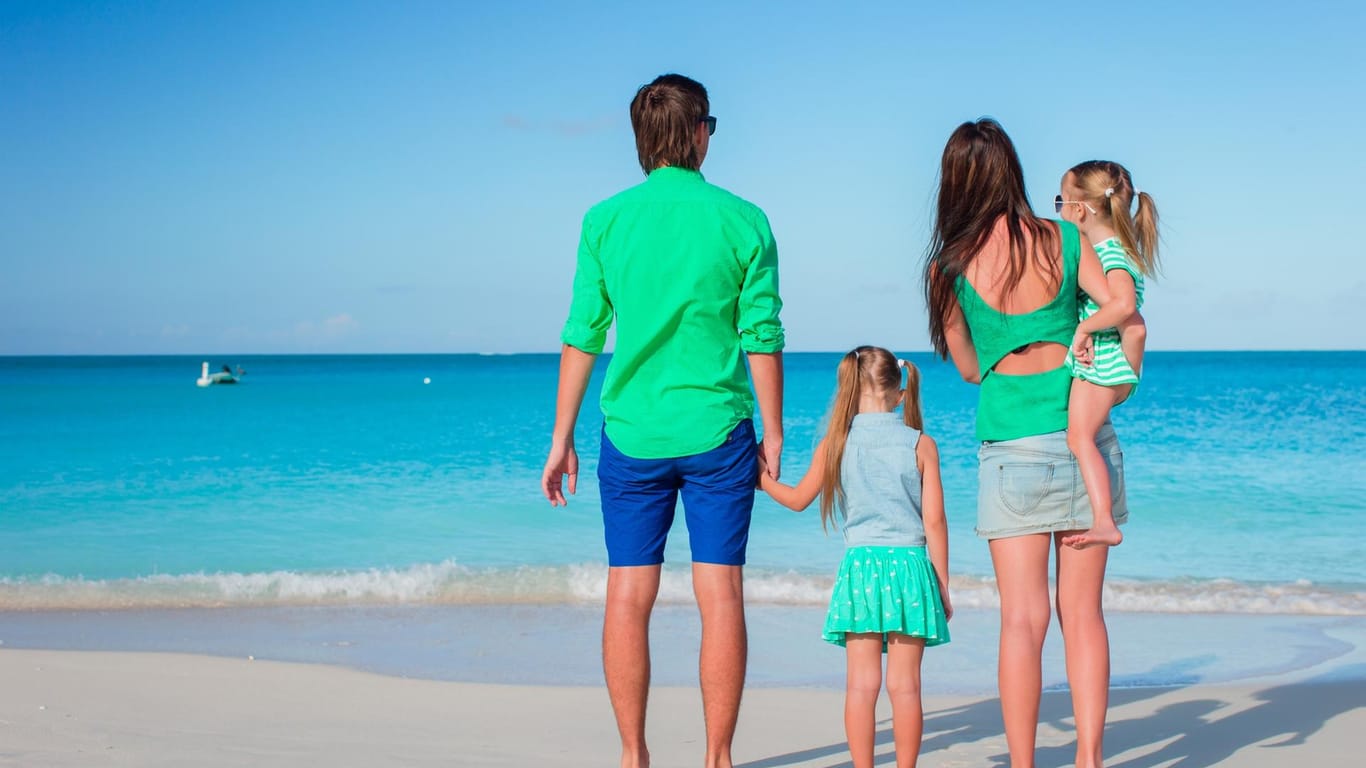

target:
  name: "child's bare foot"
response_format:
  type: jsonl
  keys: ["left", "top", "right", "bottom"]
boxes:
{"left": 1063, "top": 524, "right": 1123, "bottom": 550}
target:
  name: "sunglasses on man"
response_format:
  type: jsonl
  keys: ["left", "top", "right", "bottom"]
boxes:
{"left": 700, "top": 116, "right": 717, "bottom": 136}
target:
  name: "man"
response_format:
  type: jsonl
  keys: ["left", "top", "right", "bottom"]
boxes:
{"left": 541, "top": 73, "right": 784, "bottom": 768}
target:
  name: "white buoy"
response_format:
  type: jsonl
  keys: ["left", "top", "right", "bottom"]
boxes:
{"left": 196, "top": 361, "right": 212, "bottom": 387}
{"left": 423, "top": 377, "right": 431, "bottom": 384}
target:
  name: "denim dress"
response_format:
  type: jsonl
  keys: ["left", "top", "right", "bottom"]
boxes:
{"left": 821, "top": 412, "right": 950, "bottom": 649}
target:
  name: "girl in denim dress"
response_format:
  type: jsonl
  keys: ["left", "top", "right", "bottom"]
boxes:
{"left": 759, "top": 345, "right": 950, "bottom": 768}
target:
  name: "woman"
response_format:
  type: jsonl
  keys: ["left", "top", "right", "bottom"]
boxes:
{"left": 922, "top": 119, "right": 1130, "bottom": 768}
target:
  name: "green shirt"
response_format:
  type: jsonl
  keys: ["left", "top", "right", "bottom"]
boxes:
{"left": 562, "top": 167, "right": 784, "bottom": 459}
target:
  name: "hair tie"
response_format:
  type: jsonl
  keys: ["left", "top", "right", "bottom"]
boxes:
{"left": 1104, "top": 187, "right": 1115, "bottom": 198}
{"left": 1134, "top": 187, "right": 1143, "bottom": 196}
{"left": 897, "top": 358, "right": 909, "bottom": 370}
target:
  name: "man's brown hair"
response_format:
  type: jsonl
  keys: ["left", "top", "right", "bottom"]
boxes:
{"left": 629, "top": 74, "right": 709, "bottom": 174}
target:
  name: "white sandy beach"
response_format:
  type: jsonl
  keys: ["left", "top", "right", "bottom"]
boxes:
{"left": 2, "top": 646, "right": 1362, "bottom": 768}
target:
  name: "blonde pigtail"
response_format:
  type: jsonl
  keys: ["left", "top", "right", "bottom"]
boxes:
{"left": 820, "top": 350, "right": 863, "bottom": 532}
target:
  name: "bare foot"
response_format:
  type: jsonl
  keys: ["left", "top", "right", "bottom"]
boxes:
{"left": 1063, "top": 523, "right": 1123, "bottom": 550}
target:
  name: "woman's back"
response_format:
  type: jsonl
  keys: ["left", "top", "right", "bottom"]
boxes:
{"left": 954, "top": 216, "right": 1081, "bottom": 441}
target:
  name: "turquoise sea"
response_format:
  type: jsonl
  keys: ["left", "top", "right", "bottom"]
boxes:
{"left": 2, "top": 352, "right": 1364, "bottom": 691}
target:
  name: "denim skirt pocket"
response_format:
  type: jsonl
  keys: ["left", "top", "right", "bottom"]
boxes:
{"left": 996, "top": 461, "right": 1055, "bottom": 516}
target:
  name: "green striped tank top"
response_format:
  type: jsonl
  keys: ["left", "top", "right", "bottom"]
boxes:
{"left": 954, "top": 220, "right": 1082, "bottom": 442}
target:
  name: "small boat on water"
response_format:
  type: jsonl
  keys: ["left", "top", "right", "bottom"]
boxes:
{"left": 196, "top": 362, "right": 243, "bottom": 387}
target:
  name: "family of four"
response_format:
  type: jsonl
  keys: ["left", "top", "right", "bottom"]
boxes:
{"left": 541, "top": 73, "right": 1160, "bottom": 768}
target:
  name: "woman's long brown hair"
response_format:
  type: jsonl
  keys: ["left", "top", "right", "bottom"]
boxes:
{"left": 923, "top": 119, "right": 1058, "bottom": 358}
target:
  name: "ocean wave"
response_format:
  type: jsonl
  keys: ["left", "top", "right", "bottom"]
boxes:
{"left": 0, "top": 562, "right": 1362, "bottom": 615}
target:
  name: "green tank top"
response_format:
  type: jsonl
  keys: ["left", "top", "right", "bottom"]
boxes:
{"left": 954, "top": 220, "right": 1081, "bottom": 442}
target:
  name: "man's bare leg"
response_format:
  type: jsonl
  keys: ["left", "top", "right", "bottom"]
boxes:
{"left": 604, "top": 565, "right": 662, "bottom": 768}
{"left": 693, "top": 562, "right": 747, "bottom": 768}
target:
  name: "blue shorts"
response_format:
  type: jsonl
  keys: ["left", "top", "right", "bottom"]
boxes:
{"left": 598, "top": 420, "right": 757, "bottom": 567}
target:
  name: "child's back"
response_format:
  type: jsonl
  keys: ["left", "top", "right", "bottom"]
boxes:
{"left": 838, "top": 412, "right": 926, "bottom": 548}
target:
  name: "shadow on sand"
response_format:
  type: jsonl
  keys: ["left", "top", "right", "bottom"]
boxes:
{"left": 738, "top": 663, "right": 1364, "bottom": 768}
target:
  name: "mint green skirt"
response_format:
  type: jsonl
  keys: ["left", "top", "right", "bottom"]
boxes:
{"left": 822, "top": 545, "right": 950, "bottom": 649}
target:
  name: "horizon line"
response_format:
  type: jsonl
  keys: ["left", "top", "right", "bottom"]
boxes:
{"left": 3, "top": 348, "right": 1364, "bottom": 359}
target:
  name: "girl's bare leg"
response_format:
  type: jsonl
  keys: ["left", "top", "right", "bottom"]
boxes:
{"left": 989, "top": 533, "right": 1053, "bottom": 768}
{"left": 886, "top": 634, "right": 927, "bottom": 768}
{"left": 844, "top": 634, "right": 884, "bottom": 768}
{"left": 1063, "top": 381, "right": 1126, "bottom": 549}
{"left": 1054, "top": 534, "right": 1111, "bottom": 768}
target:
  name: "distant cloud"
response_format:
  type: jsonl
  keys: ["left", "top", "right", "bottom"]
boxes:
{"left": 319, "top": 313, "right": 358, "bottom": 337}
{"left": 160, "top": 323, "right": 190, "bottom": 338}
{"left": 550, "top": 116, "right": 615, "bottom": 136}
{"left": 258, "top": 313, "right": 361, "bottom": 345}
{"left": 500, "top": 113, "right": 616, "bottom": 137}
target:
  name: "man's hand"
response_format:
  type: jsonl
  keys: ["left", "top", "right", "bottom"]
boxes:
{"left": 760, "top": 435, "right": 782, "bottom": 481}
{"left": 541, "top": 438, "right": 578, "bottom": 506}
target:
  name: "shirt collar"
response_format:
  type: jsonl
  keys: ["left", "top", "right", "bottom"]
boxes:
{"left": 647, "top": 166, "right": 705, "bottom": 184}
{"left": 852, "top": 412, "right": 902, "bottom": 425}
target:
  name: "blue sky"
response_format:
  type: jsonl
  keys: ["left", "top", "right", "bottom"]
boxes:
{"left": 3, "top": 0, "right": 1363, "bottom": 354}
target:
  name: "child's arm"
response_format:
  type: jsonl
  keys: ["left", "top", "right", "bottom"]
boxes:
{"left": 1118, "top": 311, "right": 1147, "bottom": 376}
{"left": 916, "top": 434, "right": 952, "bottom": 620}
{"left": 1073, "top": 241, "right": 1138, "bottom": 358}
{"left": 758, "top": 439, "right": 827, "bottom": 512}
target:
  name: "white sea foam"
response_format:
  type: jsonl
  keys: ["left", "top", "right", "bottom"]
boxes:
{"left": 0, "top": 562, "right": 1362, "bottom": 615}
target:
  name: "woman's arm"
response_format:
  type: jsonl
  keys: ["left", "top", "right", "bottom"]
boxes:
{"left": 943, "top": 298, "right": 980, "bottom": 384}
{"left": 759, "top": 439, "right": 827, "bottom": 512}
{"left": 917, "top": 434, "right": 951, "bottom": 620}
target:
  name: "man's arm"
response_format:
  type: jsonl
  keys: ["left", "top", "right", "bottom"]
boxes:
{"left": 542, "top": 344, "right": 597, "bottom": 505}
{"left": 737, "top": 211, "right": 785, "bottom": 479}
{"left": 747, "top": 351, "right": 783, "bottom": 480}
{"left": 544, "top": 212, "right": 611, "bottom": 505}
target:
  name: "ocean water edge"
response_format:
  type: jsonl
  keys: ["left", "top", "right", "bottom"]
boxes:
{"left": 2, "top": 352, "right": 1363, "bottom": 688}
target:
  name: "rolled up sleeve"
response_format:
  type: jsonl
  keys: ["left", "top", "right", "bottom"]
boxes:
{"left": 737, "top": 213, "right": 784, "bottom": 353}
{"left": 560, "top": 214, "right": 613, "bottom": 354}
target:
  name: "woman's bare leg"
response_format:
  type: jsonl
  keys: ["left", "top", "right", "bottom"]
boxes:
{"left": 989, "top": 534, "right": 1053, "bottom": 768}
{"left": 1054, "top": 535, "right": 1111, "bottom": 768}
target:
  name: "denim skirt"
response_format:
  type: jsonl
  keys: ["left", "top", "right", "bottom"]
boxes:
{"left": 976, "top": 424, "right": 1127, "bottom": 539}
